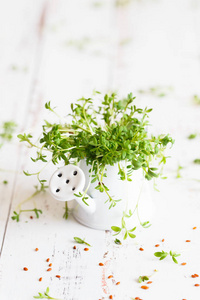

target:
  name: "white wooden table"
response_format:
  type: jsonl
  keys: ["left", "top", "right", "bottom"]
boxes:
{"left": 0, "top": 0, "right": 200, "bottom": 299}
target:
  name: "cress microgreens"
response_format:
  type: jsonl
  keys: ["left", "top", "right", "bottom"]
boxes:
{"left": 138, "top": 86, "right": 174, "bottom": 98}
{"left": 114, "top": 238, "right": 122, "bottom": 245}
{"left": 17, "top": 92, "right": 173, "bottom": 237}
{"left": 188, "top": 133, "right": 197, "bottom": 139}
{"left": 138, "top": 275, "right": 149, "bottom": 283}
{"left": 0, "top": 120, "right": 17, "bottom": 148}
{"left": 33, "top": 287, "right": 62, "bottom": 300}
{"left": 111, "top": 210, "right": 136, "bottom": 240}
{"left": 194, "top": 159, "right": 200, "bottom": 164}
{"left": 11, "top": 208, "right": 42, "bottom": 222}
{"left": 193, "top": 95, "right": 200, "bottom": 105}
{"left": 11, "top": 183, "right": 46, "bottom": 222}
{"left": 154, "top": 250, "right": 181, "bottom": 264}
{"left": 74, "top": 237, "right": 91, "bottom": 247}
{"left": 176, "top": 164, "right": 183, "bottom": 179}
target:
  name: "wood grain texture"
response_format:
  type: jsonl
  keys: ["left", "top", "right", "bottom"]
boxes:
{"left": 0, "top": 0, "right": 200, "bottom": 299}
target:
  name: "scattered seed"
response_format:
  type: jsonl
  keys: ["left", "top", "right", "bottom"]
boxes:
{"left": 116, "top": 282, "right": 120, "bottom": 285}
{"left": 194, "top": 284, "right": 200, "bottom": 287}
{"left": 186, "top": 240, "right": 191, "bottom": 242}
{"left": 47, "top": 268, "right": 52, "bottom": 272}
{"left": 23, "top": 267, "right": 28, "bottom": 271}
{"left": 139, "top": 247, "right": 144, "bottom": 251}
{"left": 193, "top": 227, "right": 197, "bottom": 230}
{"left": 192, "top": 274, "right": 199, "bottom": 278}
{"left": 99, "top": 263, "right": 104, "bottom": 266}
{"left": 109, "top": 296, "right": 113, "bottom": 299}
{"left": 46, "top": 258, "right": 50, "bottom": 262}
{"left": 49, "top": 263, "right": 52, "bottom": 267}
{"left": 73, "top": 245, "right": 76, "bottom": 249}
{"left": 35, "top": 248, "right": 39, "bottom": 251}
{"left": 155, "top": 244, "right": 160, "bottom": 247}
{"left": 108, "top": 275, "right": 113, "bottom": 279}
{"left": 141, "top": 285, "right": 149, "bottom": 289}
{"left": 39, "top": 277, "right": 42, "bottom": 282}
{"left": 147, "top": 281, "right": 152, "bottom": 284}
{"left": 56, "top": 275, "right": 61, "bottom": 278}
{"left": 30, "top": 216, "right": 33, "bottom": 219}
{"left": 181, "top": 262, "right": 187, "bottom": 266}
{"left": 162, "top": 239, "right": 165, "bottom": 242}
{"left": 84, "top": 248, "right": 89, "bottom": 251}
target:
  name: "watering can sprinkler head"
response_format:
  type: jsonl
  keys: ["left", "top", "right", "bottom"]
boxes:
{"left": 49, "top": 164, "right": 96, "bottom": 214}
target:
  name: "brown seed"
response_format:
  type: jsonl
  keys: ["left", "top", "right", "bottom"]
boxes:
{"left": 47, "top": 268, "right": 52, "bottom": 272}
{"left": 49, "top": 263, "right": 52, "bottom": 267}
{"left": 139, "top": 247, "right": 144, "bottom": 251}
{"left": 56, "top": 275, "right": 61, "bottom": 278}
{"left": 194, "top": 284, "right": 200, "bottom": 287}
{"left": 116, "top": 282, "right": 120, "bottom": 285}
{"left": 186, "top": 240, "right": 191, "bottom": 242}
{"left": 193, "top": 227, "right": 197, "bottom": 230}
{"left": 155, "top": 244, "right": 160, "bottom": 247}
{"left": 46, "top": 258, "right": 50, "bottom": 262}
{"left": 84, "top": 248, "right": 89, "bottom": 251}
{"left": 181, "top": 262, "right": 187, "bottom": 266}
{"left": 147, "top": 281, "right": 152, "bottom": 284}
{"left": 162, "top": 239, "right": 165, "bottom": 242}
{"left": 141, "top": 285, "right": 149, "bottom": 289}
{"left": 108, "top": 275, "right": 113, "bottom": 279}
{"left": 39, "top": 277, "right": 42, "bottom": 282}
{"left": 109, "top": 296, "right": 113, "bottom": 299}
{"left": 30, "top": 216, "right": 33, "bottom": 219}
{"left": 23, "top": 267, "right": 28, "bottom": 271}
{"left": 73, "top": 245, "right": 76, "bottom": 249}
{"left": 99, "top": 263, "right": 104, "bottom": 266}
{"left": 35, "top": 248, "right": 39, "bottom": 251}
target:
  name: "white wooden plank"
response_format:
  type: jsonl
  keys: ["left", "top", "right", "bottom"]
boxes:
{"left": 0, "top": 0, "right": 49, "bottom": 248}
{"left": 0, "top": 0, "right": 200, "bottom": 299}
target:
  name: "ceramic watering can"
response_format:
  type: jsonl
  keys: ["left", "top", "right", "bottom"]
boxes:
{"left": 49, "top": 160, "right": 153, "bottom": 230}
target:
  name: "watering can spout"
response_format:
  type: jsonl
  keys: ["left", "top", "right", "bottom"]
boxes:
{"left": 49, "top": 164, "right": 96, "bottom": 214}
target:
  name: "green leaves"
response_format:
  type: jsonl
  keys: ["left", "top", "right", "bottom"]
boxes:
{"left": 74, "top": 237, "right": 91, "bottom": 247}
{"left": 11, "top": 211, "right": 20, "bottom": 222}
{"left": 111, "top": 210, "right": 136, "bottom": 240}
{"left": 33, "top": 287, "right": 61, "bottom": 299}
{"left": 11, "top": 208, "right": 42, "bottom": 222}
{"left": 0, "top": 121, "right": 17, "bottom": 143}
{"left": 114, "top": 238, "right": 122, "bottom": 245}
{"left": 154, "top": 250, "right": 180, "bottom": 264}
{"left": 138, "top": 275, "right": 149, "bottom": 283}
{"left": 154, "top": 250, "right": 169, "bottom": 260}
{"left": 194, "top": 159, "right": 200, "bottom": 164}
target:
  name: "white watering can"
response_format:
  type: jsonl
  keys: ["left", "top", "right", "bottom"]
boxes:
{"left": 49, "top": 161, "right": 153, "bottom": 230}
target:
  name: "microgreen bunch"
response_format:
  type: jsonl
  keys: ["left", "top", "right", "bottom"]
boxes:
{"left": 154, "top": 250, "right": 180, "bottom": 264}
{"left": 18, "top": 92, "right": 173, "bottom": 208}
{"left": 33, "top": 287, "right": 61, "bottom": 300}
